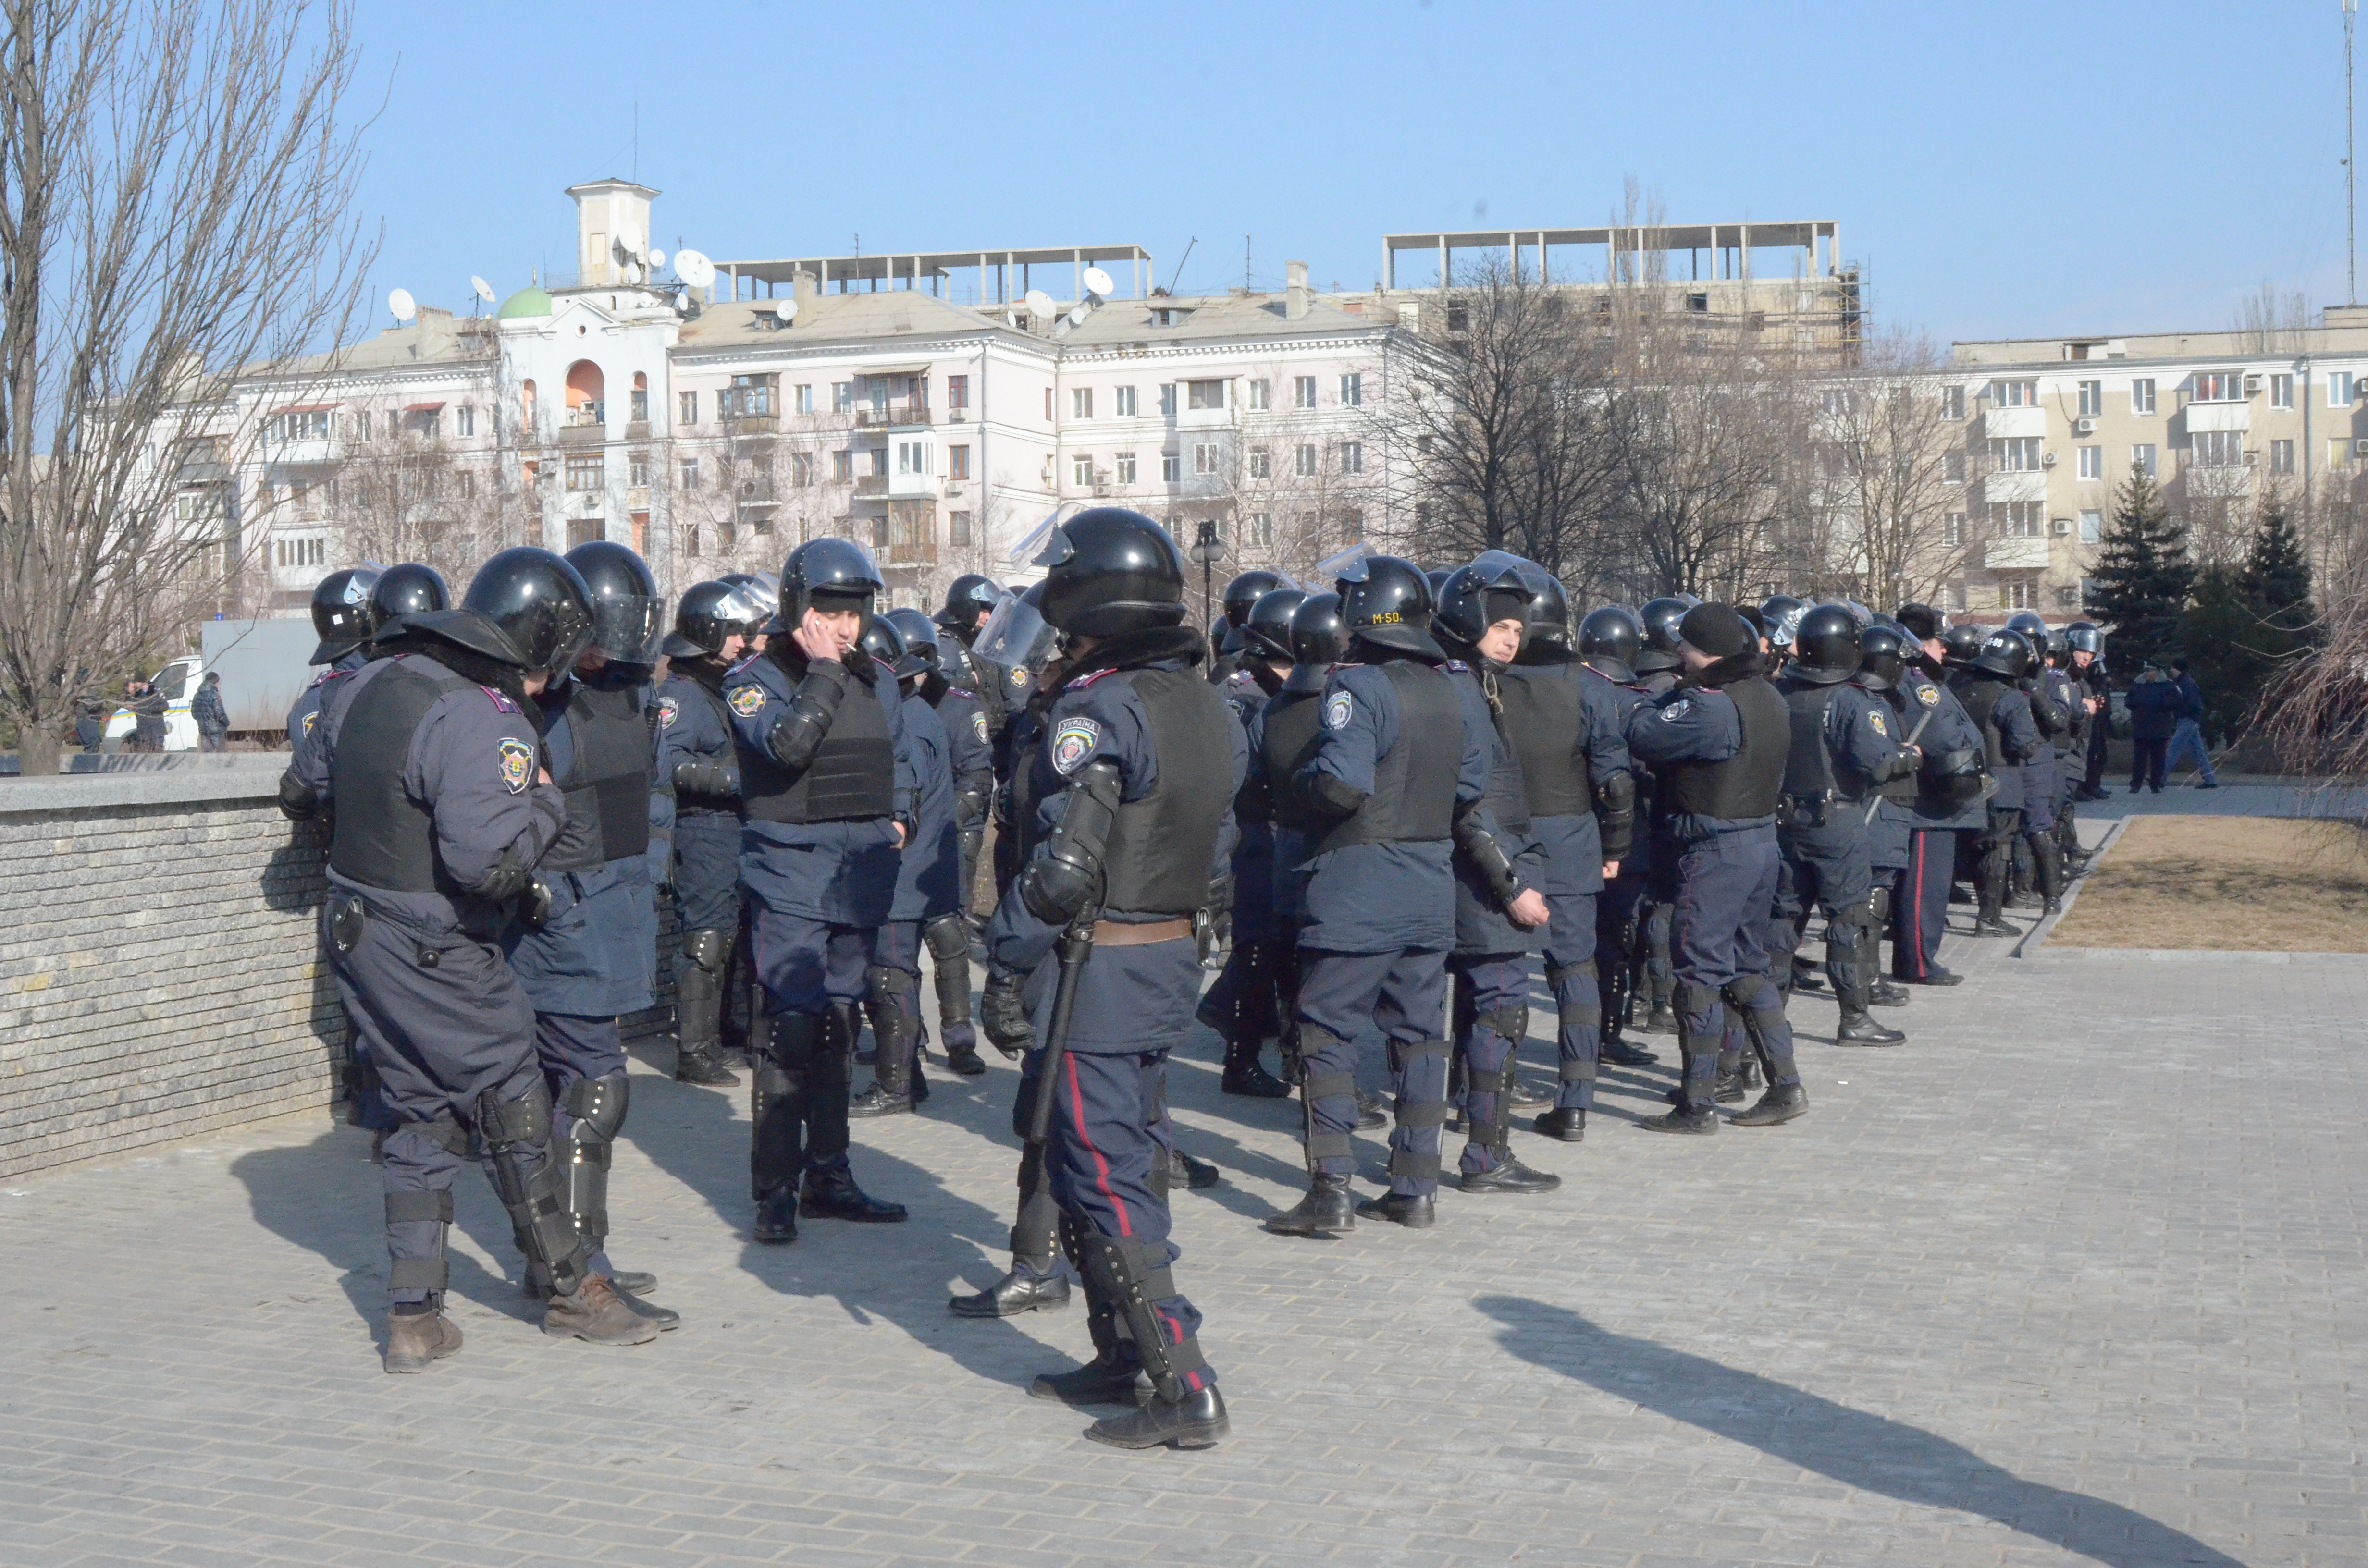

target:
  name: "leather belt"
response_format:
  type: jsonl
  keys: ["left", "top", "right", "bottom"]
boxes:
{"left": 1092, "top": 917, "right": 1194, "bottom": 947}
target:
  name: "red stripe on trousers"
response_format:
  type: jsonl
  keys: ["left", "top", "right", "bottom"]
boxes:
{"left": 1064, "top": 1052, "right": 1132, "bottom": 1238}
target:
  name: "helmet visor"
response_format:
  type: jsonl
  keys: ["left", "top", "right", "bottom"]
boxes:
{"left": 588, "top": 591, "right": 666, "bottom": 665}
{"left": 970, "top": 589, "right": 1058, "bottom": 673}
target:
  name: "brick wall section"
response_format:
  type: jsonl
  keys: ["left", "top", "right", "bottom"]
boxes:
{"left": 0, "top": 763, "right": 345, "bottom": 1179}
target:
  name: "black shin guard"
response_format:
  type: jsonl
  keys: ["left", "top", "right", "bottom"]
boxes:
{"left": 478, "top": 1080, "right": 588, "bottom": 1296}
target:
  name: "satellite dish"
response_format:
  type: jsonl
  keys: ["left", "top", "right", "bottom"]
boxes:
{"left": 674, "top": 290, "right": 691, "bottom": 311}
{"left": 470, "top": 276, "right": 495, "bottom": 304}
{"left": 774, "top": 298, "right": 799, "bottom": 323}
{"left": 1065, "top": 304, "right": 1089, "bottom": 328}
{"left": 648, "top": 248, "right": 665, "bottom": 270}
{"left": 1024, "top": 289, "right": 1056, "bottom": 318}
{"left": 674, "top": 248, "right": 716, "bottom": 289}
{"left": 1082, "top": 266, "right": 1115, "bottom": 297}
{"left": 387, "top": 287, "right": 416, "bottom": 322}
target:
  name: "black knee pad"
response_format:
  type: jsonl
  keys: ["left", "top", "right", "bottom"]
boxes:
{"left": 923, "top": 914, "right": 970, "bottom": 965}
{"left": 681, "top": 927, "right": 731, "bottom": 974}
{"left": 561, "top": 1070, "right": 629, "bottom": 1144}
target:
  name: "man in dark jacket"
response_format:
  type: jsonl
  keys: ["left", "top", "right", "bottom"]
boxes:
{"left": 124, "top": 678, "right": 169, "bottom": 752}
{"left": 2164, "top": 659, "right": 2220, "bottom": 788}
{"left": 192, "top": 672, "right": 230, "bottom": 751}
{"left": 2124, "top": 663, "right": 2180, "bottom": 794}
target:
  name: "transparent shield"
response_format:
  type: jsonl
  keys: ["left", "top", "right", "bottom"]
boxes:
{"left": 590, "top": 593, "right": 666, "bottom": 664}
{"left": 970, "top": 590, "right": 1058, "bottom": 673}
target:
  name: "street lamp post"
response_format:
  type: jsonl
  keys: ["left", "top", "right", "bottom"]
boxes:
{"left": 1187, "top": 519, "right": 1224, "bottom": 638}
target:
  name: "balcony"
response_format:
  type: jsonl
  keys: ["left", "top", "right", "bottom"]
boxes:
{"left": 558, "top": 421, "right": 606, "bottom": 448}
{"left": 1984, "top": 537, "right": 2050, "bottom": 570}
{"left": 853, "top": 475, "right": 888, "bottom": 497}
{"left": 1983, "top": 469, "right": 2047, "bottom": 504}
{"left": 854, "top": 404, "right": 933, "bottom": 429}
{"left": 1980, "top": 406, "right": 2046, "bottom": 441}
{"left": 730, "top": 414, "right": 779, "bottom": 437}
{"left": 2185, "top": 401, "right": 2250, "bottom": 433}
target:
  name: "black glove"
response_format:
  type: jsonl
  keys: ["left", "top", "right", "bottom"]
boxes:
{"left": 980, "top": 968, "right": 1033, "bottom": 1057}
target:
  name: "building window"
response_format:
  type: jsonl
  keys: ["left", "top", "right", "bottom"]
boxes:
{"left": 2193, "top": 370, "right": 2245, "bottom": 403}
{"left": 2333, "top": 437, "right": 2356, "bottom": 472}
{"left": 948, "top": 510, "right": 972, "bottom": 547}
{"left": 1073, "top": 387, "right": 1094, "bottom": 419}
{"left": 794, "top": 384, "right": 814, "bottom": 415}
{"left": 868, "top": 446, "right": 889, "bottom": 477}
{"left": 1941, "top": 386, "right": 1964, "bottom": 420}
{"left": 1247, "top": 379, "right": 1269, "bottom": 412}
{"left": 1161, "top": 453, "right": 1181, "bottom": 482}
{"left": 1990, "top": 500, "right": 2043, "bottom": 537}
{"left": 2000, "top": 576, "right": 2037, "bottom": 611}
{"left": 1115, "top": 452, "right": 1136, "bottom": 484}
{"left": 1246, "top": 512, "right": 1272, "bottom": 547}
{"left": 1194, "top": 442, "right": 1219, "bottom": 475}
{"left": 2271, "top": 438, "right": 2295, "bottom": 475}
{"left": 1114, "top": 385, "right": 1136, "bottom": 417}
{"left": 720, "top": 374, "right": 777, "bottom": 419}
{"left": 1073, "top": 454, "right": 1093, "bottom": 486}
{"left": 2078, "top": 509, "right": 2102, "bottom": 543}
{"left": 792, "top": 453, "right": 814, "bottom": 487}
{"left": 456, "top": 405, "right": 476, "bottom": 437}
{"left": 2077, "top": 380, "right": 2102, "bottom": 418}
{"left": 679, "top": 457, "right": 700, "bottom": 490}
{"left": 2077, "top": 445, "right": 2102, "bottom": 480}
{"left": 2132, "top": 378, "right": 2158, "bottom": 415}
{"left": 2271, "top": 374, "right": 2294, "bottom": 409}
{"left": 832, "top": 381, "right": 854, "bottom": 413}
{"left": 628, "top": 452, "right": 650, "bottom": 488}
{"left": 2336, "top": 371, "right": 2359, "bottom": 408}
{"left": 869, "top": 514, "right": 889, "bottom": 548}
{"left": 1340, "top": 441, "right": 1363, "bottom": 475}
{"left": 1989, "top": 379, "right": 2038, "bottom": 408}
{"left": 894, "top": 439, "right": 926, "bottom": 476}
{"left": 1187, "top": 379, "right": 1225, "bottom": 411}
{"left": 2131, "top": 443, "right": 2158, "bottom": 478}
{"left": 565, "top": 453, "right": 604, "bottom": 491}
{"left": 1045, "top": 388, "right": 1055, "bottom": 421}
{"left": 947, "top": 444, "right": 970, "bottom": 481}
{"left": 679, "top": 525, "right": 700, "bottom": 558}
{"left": 459, "top": 472, "right": 476, "bottom": 499}
{"left": 1295, "top": 443, "right": 1317, "bottom": 477}
{"left": 948, "top": 375, "right": 969, "bottom": 413}
{"left": 678, "top": 391, "right": 699, "bottom": 425}
{"left": 2190, "top": 430, "right": 2244, "bottom": 467}
{"left": 1338, "top": 373, "right": 1363, "bottom": 407}
{"left": 1943, "top": 449, "right": 1965, "bottom": 483}
{"left": 1293, "top": 376, "right": 1317, "bottom": 410}
{"left": 1248, "top": 446, "right": 1271, "bottom": 479}
{"left": 832, "top": 450, "right": 853, "bottom": 482}
{"left": 1988, "top": 436, "right": 2042, "bottom": 472}
{"left": 1943, "top": 512, "right": 1966, "bottom": 547}
{"left": 1158, "top": 383, "right": 1178, "bottom": 417}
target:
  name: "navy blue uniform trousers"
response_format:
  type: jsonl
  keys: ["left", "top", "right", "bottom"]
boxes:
{"left": 1893, "top": 827, "right": 1957, "bottom": 980}
{"left": 1297, "top": 947, "right": 1450, "bottom": 1197}
{"left": 1670, "top": 832, "right": 1801, "bottom": 1102}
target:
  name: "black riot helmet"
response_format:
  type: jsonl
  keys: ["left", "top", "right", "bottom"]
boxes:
{"left": 1971, "top": 628, "right": 2037, "bottom": 679}
{"left": 308, "top": 567, "right": 384, "bottom": 664}
{"left": 1636, "top": 595, "right": 1690, "bottom": 674}
{"left": 1858, "top": 623, "right": 1911, "bottom": 692}
{"left": 1424, "top": 567, "right": 1454, "bottom": 601}
{"left": 1787, "top": 604, "right": 1864, "bottom": 685}
{"left": 565, "top": 539, "right": 664, "bottom": 666}
{"left": 1241, "top": 587, "right": 1308, "bottom": 663}
{"left": 1034, "top": 506, "right": 1188, "bottom": 637}
{"left": 1287, "top": 590, "right": 1346, "bottom": 669}
{"left": 1434, "top": 557, "right": 1537, "bottom": 652}
{"left": 433, "top": 546, "right": 596, "bottom": 675}
{"left": 935, "top": 572, "right": 1005, "bottom": 638}
{"left": 719, "top": 571, "right": 780, "bottom": 619}
{"left": 1892, "top": 601, "right": 1943, "bottom": 643}
{"left": 1940, "top": 621, "right": 1986, "bottom": 667}
{"left": 2004, "top": 610, "right": 2049, "bottom": 645}
{"left": 777, "top": 537, "right": 886, "bottom": 631}
{"left": 1514, "top": 572, "right": 1575, "bottom": 665}
{"left": 1221, "top": 569, "right": 1290, "bottom": 632}
{"left": 1578, "top": 605, "right": 1644, "bottom": 682}
{"left": 885, "top": 607, "right": 941, "bottom": 677}
{"left": 368, "top": 563, "right": 448, "bottom": 634}
{"left": 1759, "top": 594, "right": 1806, "bottom": 651}
{"left": 856, "top": 612, "right": 905, "bottom": 674}
{"left": 2065, "top": 621, "right": 2104, "bottom": 655}
{"left": 666, "top": 579, "right": 768, "bottom": 660}
{"left": 1337, "top": 553, "right": 1442, "bottom": 656}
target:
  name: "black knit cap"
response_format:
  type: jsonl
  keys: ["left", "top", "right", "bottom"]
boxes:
{"left": 1677, "top": 602, "right": 1755, "bottom": 659}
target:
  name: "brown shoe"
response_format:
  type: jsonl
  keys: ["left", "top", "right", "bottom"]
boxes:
{"left": 541, "top": 1274, "right": 661, "bottom": 1347}
{"left": 383, "top": 1308, "right": 463, "bottom": 1374}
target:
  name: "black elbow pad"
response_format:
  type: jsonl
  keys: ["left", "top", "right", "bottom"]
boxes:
{"left": 1018, "top": 760, "right": 1121, "bottom": 924}
{"left": 276, "top": 770, "right": 318, "bottom": 822}
{"left": 672, "top": 759, "right": 740, "bottom": 800}
{"left": 1305, "top": 770, "right": 1369, "bottom": 819}
{"left": 765, "top": 666, "right": 849, "bottom": 771}
{"left": 1594, "top": 771, "right": 1636, "bottom": 862}
{"left": 1453, "top": 808, "right": 1524, "bottom": 904}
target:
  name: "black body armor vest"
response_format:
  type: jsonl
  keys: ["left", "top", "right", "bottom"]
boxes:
{"left": 1313, "top": 659, "right": 1460, "bottom": 856}
{"left": 1095, "top": 668, "right": 1238, "bottom": 917}
{"left": 1781, "top": 680, "right": 1845, "bottom": 802}
{"left": 329, "top": 659, "right": 476, "bottom": 893}
{"left": 1258, "top": 691, "right": 1326, "bottom": 837}
{"left": 1661, "top": 677, "right": 1788, "bottom": 821}
{"left": 1465, "top": 669, "right": 1533, "bottom": 836}
{"left": 1495, "top": 664, "right": 1588, "bottom": 818}
{"left": 543, "top": 680, "right": 654, "bottom": 870}
{"left": 1955, "top": 676, "right": 2012, "bottom": 771}
{"left": 742, "top": 655, "right": 896, "bottom": 824}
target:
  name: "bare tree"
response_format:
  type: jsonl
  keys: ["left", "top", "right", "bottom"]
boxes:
{"left": 322, "top": 391, "right": 504, "bottom": 585}
{"left": 0, "top": 0, "right": 374, "bottom": 772}
{"left": 1797, "top": 332, "right": 1974, "bottom": 605}
{"left": 2233, "top": 282, "right": 2313, "bottom": 354}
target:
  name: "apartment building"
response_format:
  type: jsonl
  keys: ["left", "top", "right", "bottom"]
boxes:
{"left": 1942, "top": 309, "right": 2368, "bottom": 614}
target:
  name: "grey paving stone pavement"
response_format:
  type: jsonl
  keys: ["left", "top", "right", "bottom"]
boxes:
{"left": 1, "top": 812, "right": 2360, "bottom": 1566}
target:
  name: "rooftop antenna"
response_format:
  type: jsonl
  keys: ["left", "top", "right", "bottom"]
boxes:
{"left": 470, "top": 275, "right": 495, "bottom": 315}
{"left": 2350, "top": 0, "right": 2359, "bottom": 304}
{"left": 386, "top": 287, "right": 416, "bottom": 325}
{"left": 1163, "top": 236, "right": 1197, "bottom": 296}
{"left": 1245, "top": 234, "right": 1251, "bottom": 291}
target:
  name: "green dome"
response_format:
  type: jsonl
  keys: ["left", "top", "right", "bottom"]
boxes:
{"left": 496, "top": 285, "right": 554, "bottom": 319}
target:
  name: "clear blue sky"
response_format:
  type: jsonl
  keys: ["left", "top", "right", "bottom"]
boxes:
{"left": 345, "top": 0, "right": 2359, "bottom": 344}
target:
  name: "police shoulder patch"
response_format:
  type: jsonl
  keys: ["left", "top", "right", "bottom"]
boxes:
{"left": 497, "top": 738, "right": 534, "bottom": 794}
{"left": 1870, "top": 709, "right": 1889, "bottom": 736}
{"left": 1050, "top": 716, "right": 1102, "bottom": 775}
{"left": 1010, "top": 664, "right": 1030, "bottom": 687}
{"left": 728, "top": 683, "right": 766, "bottom": 718}
{"left": 478, "top": 686, "right": 520, "bottom": 714}
{"left": 1915, "top": 682, "right": 1940, "bottom": 708}
{"left": 1444, "top": 659, "right": 1469, "bottom": 673}
{"left": 1660, "top": 698, "right": 1692, "bottom": 722}
{"left": 1323, "top": 691, "right": 1353, "bottom": 731}
{"left": 657, "top": 695, "right": 679, "bottom": 729}
{"left": 971, "top": 710, "right": 990, "bottom": 744}
{"left": 301, "top": 712, "right": 317, "bottom": 736}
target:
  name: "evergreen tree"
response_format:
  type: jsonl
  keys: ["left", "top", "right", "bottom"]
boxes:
{"left": 2087, "top": 461, "right": 2194, "bottom": 674}
{"left": 2238, "top": 497, "right": 2315, "bottom": 653}
{"left": 2176, "top": 495, "right": 2315, "bottom": 740}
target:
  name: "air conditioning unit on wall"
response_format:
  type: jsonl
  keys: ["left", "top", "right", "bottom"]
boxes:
{"left": 2041, "top": 450, "right": 2059, "bottom": 466}
{"left": 2075, "top": 416, "right": 2096, "bottom": 435}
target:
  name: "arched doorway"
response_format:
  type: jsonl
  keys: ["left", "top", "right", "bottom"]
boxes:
{"left": 566, "top": 361, "right": 604, "bottom": 428}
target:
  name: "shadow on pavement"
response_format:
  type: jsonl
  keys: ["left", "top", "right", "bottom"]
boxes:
{"left": 1473, "top": 1296, "right": 2245, "bottom": 1568}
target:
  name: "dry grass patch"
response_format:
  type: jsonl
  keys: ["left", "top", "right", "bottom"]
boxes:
{"left": 2051, "top": 815, "right": 2368, "bottom": 952}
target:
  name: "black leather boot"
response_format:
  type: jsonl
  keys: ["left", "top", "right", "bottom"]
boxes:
{"left": 1532, "top": 1106, "right": 1585, "bottom": 1141}
{"left": 799, "top": 1164, "right": 908, "bottom": 1223}
{"left": 1032, "top": 1355, "right": 1146, "bottom": 1408}
{"left": 1730, "top": 1080, "right": 1810, "bottom": 1127}
{"left": 1353, "top": 1086, "right": 1388, "bottom": 1130}
{"left": 1460, "top": 1155, "right": 1560, "bottom": 1194}
{"left": 1085, "top": 1385, "right": 1230, "bottom": 1449}
{"left": 1599, "top": 1035, "right": 1657, "bottom": 1067}
{"left": 850, "top": 974, "right": 915, "bottom": 1117}
{"left": 1168, "top": 1147, "right": 1221, "bottom": 1190}
{"left": 1354, "top": 1189, "right": 1436, "bottom": 1227}
{"left": 752, "top": 1184, "right": 798, "bottom": 1245}
{"left": 1837, "top": 1010, "right": 1908, "bottom": 1046}
{"left": 1263, "top": 1173, "right": 1356, "bottom": 1237}
{"left": 1221, "top": 1036, "right": 1292, "bottom": 1098}
{"left": 950, "top": 1262, "right": 1071, "bottom": 1317}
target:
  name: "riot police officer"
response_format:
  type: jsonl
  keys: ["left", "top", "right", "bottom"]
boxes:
{"left": 654, "top": 579, "right": 769, "bottom": 1085}
{"left": 1263, "top": 556, "right": 1500, "bottom": 1236}
{"left": 1870, "top": 612, "right": 1986, "bottom": 985}
{"left": 1431, "top": 558, "right": 1559, "bottom": 1185}
{"left": 726, "top": 539, "right": 915, "bottom": 1243}
{"left": 1208, "top": 568, "right": 1290, "bottom": 683}
{"left": 974, "top": 508, "right": 1242, "bottom": 1451}
{"left": 2004, "top": 612, "right": 2069, "bottom": 913}
{"left": 2065, "top": 622, "right": 2111, "bottom": 801}
{"left": 287, "top": 567, "right": 383, "bottom": 746}
{"left": 1573, "top": 606, "right": 1658, "bottom": 1072}
{"left": 1624, "top": 603, "right": 1809, "bottom": 1131}
{"left": 882, "top": 606, "right": 989, "bottom": 1078}
{"left": 1499, "top": 582, "right": 1637, "bottom": 1143}
{"left": 1770, "top": 606, "right": 1919, "bottom": 1047}
{"left": 302, "top": 548, "right": 655, "bottom": 1369}
{"left": 1624, "top": 597, "right": 1691, "bottom": 1036}
{"left": 1949, "top": 630, "right": 2044, "bottom": 937}
{"left": 934, "top": 572, "right": 1011, "bottom": 747}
